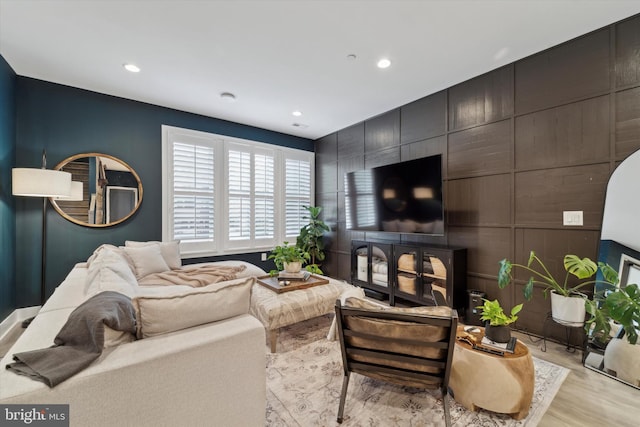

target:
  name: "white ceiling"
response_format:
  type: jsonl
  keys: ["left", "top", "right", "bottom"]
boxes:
{"left": 1, "top": 1, "right": 639, "bottom": 140}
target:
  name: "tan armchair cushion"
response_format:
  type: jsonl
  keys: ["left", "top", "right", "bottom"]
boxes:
{"left": 344, "top": 296, "right": 452, "bottom": 317}
{"left": 342, "top": 297, "right": 454, "bottom": 385}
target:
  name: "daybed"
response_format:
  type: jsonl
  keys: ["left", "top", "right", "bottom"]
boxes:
{"left": 0, "top": 242, "right": 268, "bottom": 427}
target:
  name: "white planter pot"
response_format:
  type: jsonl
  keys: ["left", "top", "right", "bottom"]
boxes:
{"left": 603, "top": 337, "right": 640, "bottom": 386}
{"left": 550, "top": 292, "right": 586, "bottom": 327}
{"left": 283, "top": 261, "right": 302, "bottom": 273}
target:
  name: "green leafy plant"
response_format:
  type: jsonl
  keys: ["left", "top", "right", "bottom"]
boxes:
{"left": 498, "top": 251, "right": 612, "bottom": 301}
{"left": 268, "top": 241, "right": 310, "bottom": 273}
{"left": 296, "top": 205, "right": 330, "bottom": 274}
{"left": 477, "top": 299, "right": 523, "bottom": 326}
{"left": 586, "top": 281, "right": 640, "bottom": 345}
{"left": 304, "top": 264, "right": 323, "bottom": 275}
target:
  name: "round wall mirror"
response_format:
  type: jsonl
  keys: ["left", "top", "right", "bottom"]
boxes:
{"left": 50, "top": 153, "right": 143, "bottom": 227}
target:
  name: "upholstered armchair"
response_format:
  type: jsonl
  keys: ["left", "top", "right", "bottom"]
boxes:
{"left": 335, "top": 298, "right": 458, "bottom": 426}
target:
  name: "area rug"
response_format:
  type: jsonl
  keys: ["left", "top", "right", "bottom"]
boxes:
{"left": 266, "top": 315, "right": 570, "bottom": 427}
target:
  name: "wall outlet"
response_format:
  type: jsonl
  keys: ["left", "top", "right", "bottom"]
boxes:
{"left": 563, "top": 211, "right": 584, "bottom": 226}
{"left": 261, "top": 252, "right": 267, "bottom": 261}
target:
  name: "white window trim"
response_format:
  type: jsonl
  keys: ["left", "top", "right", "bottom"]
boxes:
{"left": 162, "top": 125, "right": 314, "bottom": 257}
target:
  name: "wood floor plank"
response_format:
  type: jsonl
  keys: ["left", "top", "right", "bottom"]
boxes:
{"left": 513, "top": 331, "right": 638, "bottom": 426}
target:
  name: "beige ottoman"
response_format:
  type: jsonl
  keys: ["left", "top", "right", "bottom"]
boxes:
{"left": 250, "top": 277, "right": 353, "bottom": 352}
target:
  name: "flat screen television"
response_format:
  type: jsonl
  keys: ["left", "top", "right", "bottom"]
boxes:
{"left": 344, "top": 154, "right": 444, "bottom": 235}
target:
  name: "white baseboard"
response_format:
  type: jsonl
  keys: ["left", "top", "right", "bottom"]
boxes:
{"left": 0, "top": 306, "right": 41, "bottom": 341}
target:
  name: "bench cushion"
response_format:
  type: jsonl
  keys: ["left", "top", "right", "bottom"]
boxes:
{"left": 250, "top": 278, "right": 352, "bottom": 331}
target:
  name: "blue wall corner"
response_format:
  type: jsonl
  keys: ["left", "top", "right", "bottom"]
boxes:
{"left": 0, "top": 54, "right": 17, "bottom": 319}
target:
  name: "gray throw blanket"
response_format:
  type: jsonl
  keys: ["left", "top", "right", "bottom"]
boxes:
{"left": 6, "top": 291, "right": 136, "bottom": 387}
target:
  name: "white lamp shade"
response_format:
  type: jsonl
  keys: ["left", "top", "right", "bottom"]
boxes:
{"left": 54, "top": 181, "right": 83, "bottom": 201}
{"left": 70, "top": 181, "right": 83, "bottom": 201}
{"left": 12, "top": 168, "right": 72, "bottom": 198}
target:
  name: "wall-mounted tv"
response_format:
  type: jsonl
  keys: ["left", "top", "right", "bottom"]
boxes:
{"left": 344, "top": 154, "right": 444, "bottom": 235}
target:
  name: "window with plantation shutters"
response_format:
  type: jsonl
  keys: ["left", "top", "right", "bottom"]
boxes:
{"left": 162, "top": 125, "right": 313, "bottom": 257}
{"left": 227, "top": 149, "right": 252, "bottom": 241}
{"left": 226, "top": 145, "right": 276, "bottom": 248}
{"left": 284, "top": 156, "right": 312, "bottom": 238}
{"left": 254, "top": 153, "right": 275, "bottom": 239}
{"left": 172, "top": 142, "right": 215, "bottom": 242}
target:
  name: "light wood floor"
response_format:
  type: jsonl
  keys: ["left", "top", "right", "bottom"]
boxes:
{"left": 512, "top": 330, "right": 638, "bottom": 426}
{"left": 1, "top": 324, "right": 637, "bottom": 426}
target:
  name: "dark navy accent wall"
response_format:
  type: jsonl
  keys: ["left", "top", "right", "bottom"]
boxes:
{"left": 15, "top": 77, "right": 312, "bottom": 307}
{"left": 0, "top": 55, "right": 16, "bottom": 319}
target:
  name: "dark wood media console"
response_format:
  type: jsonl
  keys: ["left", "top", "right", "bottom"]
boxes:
{"left": 351, "top": 240, "right": 467, "bottom": 311}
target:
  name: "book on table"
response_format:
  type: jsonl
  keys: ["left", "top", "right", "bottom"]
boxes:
{"left": 277, "top": 271, "right": 311, "bottom": 281}
{"left": 472, "top": 336, "right": 517, "bottom": 356}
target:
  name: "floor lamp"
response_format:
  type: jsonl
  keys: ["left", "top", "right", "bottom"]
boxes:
{"left": 12, "top": 150, "right": 72, "bottom": 324}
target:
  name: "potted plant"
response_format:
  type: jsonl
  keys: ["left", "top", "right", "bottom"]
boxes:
{"left": 296, "top": 205, "right": 330, "bottom": 274}
{"left": 498, "top": 251, "right": 615, "bottom": 327}
{"left": 268, "top": 241, "right": 310, "bottom": 274}
{"left": 585, "top": 282, "right": 640, "bottom": 384}
{"left": 476, "top": 299, "right": 523, "bottom": 343}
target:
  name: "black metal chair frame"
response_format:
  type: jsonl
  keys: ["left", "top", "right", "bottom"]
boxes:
{"left": 335, "top": 300, "right": 458, "bottom": 426}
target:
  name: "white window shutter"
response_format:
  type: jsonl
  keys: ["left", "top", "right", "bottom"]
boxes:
{"left": 254, "top": 153, "right": 275, "bottom": 239}
{"left": 172, "top": 142, "right": 215, "bottom": 241}
{"left": 284, "top": 157, "right": 311, "bottom": 237}
{"left": 228, "top": 149, "right": 251, "bottom": 241}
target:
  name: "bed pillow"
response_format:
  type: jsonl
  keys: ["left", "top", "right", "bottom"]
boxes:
{"left": 86, "top": 243, "right": 137, "bottom": 273}
{"left": 86, "top": 243, "right": 122, "bottom": 268}
{"left": 123, "top": 244, "right": 171, "bottom": 279}
{"left": 85, "top": 247, "right": 138, "bottom": 297}
{"left": 125, "top": 240, "right": 181, "bottom": 270}
{"left": 132, "top": 277, "right": 254, "bottom": 339}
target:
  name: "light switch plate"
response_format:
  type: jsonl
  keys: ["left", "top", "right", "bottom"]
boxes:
{"left": 563, "top": 211, "right": 584, "bottom": 226}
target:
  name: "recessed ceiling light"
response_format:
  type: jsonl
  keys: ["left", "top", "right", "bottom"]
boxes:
{"left": 123, "top": 63, "right": 140, "bottom": 73}
{"left": 292, "top": 123, "right": 309, "bottom": 129}
{"left": 377, "top": 58, "right": 391, "bottom": 69}
{"left": 292, "top": 110, "right": 302, "bottom": 117}
{"left": 220, "top": 92, "right": 236, "bottom": 102}
{"left": 346, "top": 54, "right": 357, "bottom": 61}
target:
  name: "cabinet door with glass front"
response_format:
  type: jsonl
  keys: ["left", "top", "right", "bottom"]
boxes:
{"left": 394, "top": 246, "right": 422, "bottom": 303}
{"left": 421, "top": 249, "right": 449, "bottom": 305}
{"left": 351, "top": 240, "right": 392, "bottom": 298}
{"left": 394, "top": 245, "right": 450, "bottom": 306}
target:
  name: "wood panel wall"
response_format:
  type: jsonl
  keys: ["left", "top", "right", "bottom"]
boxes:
{"left": 315, "top": 14, "right": 640, "bottom": 342}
